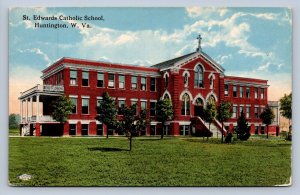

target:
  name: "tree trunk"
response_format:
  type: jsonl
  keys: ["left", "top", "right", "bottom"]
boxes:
{"left": 288, "top": 119, "right": 292, "bottom": 135}
{"left": 266, "top": 125, "right": 269, "bottom": 139}
{"left": 106, "top": 130, "right": 109, "bottom": 139}
{"left": 129, "top": 134, "right": 132, "bottom": 151}
{"left": 221, "top": 122, "right": 224, "bottom": 143}
{"left": 161, "top": 122, "right": 164, "bottom": 139}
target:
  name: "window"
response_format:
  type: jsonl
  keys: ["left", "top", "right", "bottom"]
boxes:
{"left": 261, "top": 107, "right": 265, "bottom": 114}
{"left": 70, "top": 97, "right": 77, "bottom": 114}
{"left": 210, "top": 76, "right": 214, "bottom": 89}
{"left": 131, "top": 100, "right": 138, "bottom": 115}
{"left": 184, "top": 73, "right": 188, "bottom": 86}
{"left": 240, "top": 86, "right": 244, "bottom": 98}
{"left": 165, "top": 74, "right": 169, "bottom": 88}
{"left": 69, "top": 124, "right": 76, "bottom": 135}
{"left": 164, "top": 125, "right": 171, "bottom": 135}
{"left": 141, "top": 77, "right": 146, "bottom": 91}
{"left": 141, "top": 101, "right": 147, "bottom": 110}
{"left": 194, "top": 65, "right": 204, "bottom": 88}
{"left": 119, "top": 75, "right": 125, "bottom": 89}
{"left": 233, "top": 86, "right": 237, "bottom": 97}
{"left": 140, "top": 127, "right": 146, "bottom": 136}
{"left": 181, "top": 93, "right": 190, "bottom": 115}
{"left": 57, "top": 71, "right": 63, "bottom": 85}
{"left": 97, "top": 73, "right": 104, "bottom": 87}
{"left": 180, "top": 125, "right": 190, "bottom": 136}
{"left": 232, "top": 106, "right": 237, "bottom": 118}
{"left": 70, "top": 70, "right": 77, "bottom": 85}
{"left": 150, "top": 102, "right": 156, "bottom": 116}
{"left": 150, "top": 78, "right": 156, "bottom": 91}
{"left": 239, "top": 105, "right": 244, "bottom": 116}
{"left": 255, "top": 126, "right": 259, "bottom": 134}
{"left": 81, "top": 124, "right": 88, "bottom": 135}
{"left": 108, "top": 74, "right": 115, "bottom": 88}
{"left": 255, "top": 88, "right": 258, "bottom": 99}
{"left": 82, "top": 98, "right": 89, "bottom": 114}
{"left": 261, "top": 126, "right": 265, "bottom": 134}
{"left": 96, "top": 99, "right": 102, "bottom": 115}
{"left": 118, "top": 100, "right": 125, "bottom": 115}
{"left": 150, "top": 125, "right": 156, "bottom": 136}
{"left": 82, "top": 71, "right": 89, "bottom": 86}
{"left": 255, "top": 107, "right": 259, "bottom": 118}
{"left": 246, "top": 87, "right": 250, "bottom": 98}
{"left": 131, "top": 76, "right": 137, "bottom": 90}
{"left": 225, "top": 84, "right": 229, "bottom": 96}
{"left": 97, "top": 124, "right": 103, "bottom": 136}
{"left": 246, "top": 106, "right": 250, "bottom": 118}
{"left": 261, "top": 88, "right": 265, "bottom": 99}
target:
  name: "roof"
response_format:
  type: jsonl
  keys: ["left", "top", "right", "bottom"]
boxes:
{"left": 151, "top": 52, "right": 197, "bottom": 69}
{"left": 151, "top": 51, "right": 225, "bottom": 72}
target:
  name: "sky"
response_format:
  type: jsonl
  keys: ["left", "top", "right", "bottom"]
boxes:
{"left": 9, "top": 7, "right": 292, "bottom": 114}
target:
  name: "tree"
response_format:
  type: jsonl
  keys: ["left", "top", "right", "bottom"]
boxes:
{"left": 118, "top": 105, "right": 149, "bottom": 151}
{"left": 9, "top": 113, "right": 20, "bottom": 129}
{"left": 52, "top": 95, "right": 74, "bottom": 123}
{"left": 156, "top": 98, "right": 173, "bottom": 139}
{"left": 260, "top": 105, "right": 275, "bottom": 139}
{"left": 235, "top": 111, "right": 251, "bottom": 141}
{"left": 95, "top": 92, "right": 117, "bottom": 139}
{"left": 279, "top": 93, "right": 292, "bottom": 138}
{"left": 203, "top": 102, "right": 217, "bottom": 132}
{"left": 217, "top": 101, "right": 232, "bottom": 143}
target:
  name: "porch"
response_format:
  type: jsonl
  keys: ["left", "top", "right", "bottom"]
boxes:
{"left": 19, "top": 84, "right": 64, "bottom": 124}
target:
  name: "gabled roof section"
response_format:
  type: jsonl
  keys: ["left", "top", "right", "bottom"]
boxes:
{"left": 151, "top": 52, "right": 197, "bottom": 69}
{"left": 151, "top": 51, "right": 225, "bottom": 73}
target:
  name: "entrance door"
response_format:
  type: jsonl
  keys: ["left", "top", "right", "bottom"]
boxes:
{"left": 194, "top": 98, "right": 204, "bottom": 117}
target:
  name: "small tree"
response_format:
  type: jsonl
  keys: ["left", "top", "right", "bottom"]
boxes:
{"left": 95, "top": 92, "right": 117, "bottom": 139}
{"left": 118, "top": 105, "right": 149, "bottom": 151}
{"left": 235, "top": 111, "right": 250, "bottom": 141}
{"left": 217, "top": 101, "right": 232, "bottom": 143}
{"left": 52, "top": 95, "right": 74, "bottom": 124}
{"left": 120, "top": 104, "right": 136, "bottom": 150}
{"left": 260, "top": 105, "right": 275, "bottom": 139}
{"left": 156, "top": 98, "right": 173, "bottom": 139}
{"left": 203, "top": 102, "right": 217, "bottom": 132}
{"left": 9, "top": 113, "right": 20, "bottom": 129}
{"left": 279, "top": 93, "right": 292, "bottom": 138}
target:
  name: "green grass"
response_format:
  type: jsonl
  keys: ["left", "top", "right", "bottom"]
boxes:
{"left": 9, "top": 137, "right": 291, "bottom": 186}
{"left": 9, "top": 128, "right": 20, "bottom": 136}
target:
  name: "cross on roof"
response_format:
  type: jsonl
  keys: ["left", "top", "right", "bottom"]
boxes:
{"left": 197, "top": 34, "right": 202, "bottom": 52}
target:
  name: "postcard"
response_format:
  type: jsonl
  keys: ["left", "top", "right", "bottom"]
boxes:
{"left": 9, "top": 7, "right": 292, "bottom": 186}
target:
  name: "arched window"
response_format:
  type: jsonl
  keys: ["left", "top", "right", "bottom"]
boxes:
{"left": 210, "top": 76, "right": 214, "bottom": 89}
{"left": 208, "top": 95, "right": 216, "bottom": 105}
{"left": 184, "top": 73, "right": 188, "bottom": 86}
{"left": 164, "top": 93, "right": 170, "bottom": 100}
{"left": 194, "top": 65, "right": 204, "bottom": 88}
{"left": 181, "top": 93, "right": 190, "bottom": 115}
{"left": 165, "top": 75, "right": 169, "bottom": 88}
{"left": 195, "top": 98, "right": 204, "bottom": 106}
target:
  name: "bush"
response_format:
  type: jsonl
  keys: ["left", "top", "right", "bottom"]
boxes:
{"left": 225, "top": 132, "right": 233, "bottom": 143}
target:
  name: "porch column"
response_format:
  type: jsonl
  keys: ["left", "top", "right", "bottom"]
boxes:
{"left": 20, "top": 100, "right": 23, "bottom": 123}
{"left": 30, "top": 96, "right": 33, "bottom": 119}
{"left": 36, "top": 94, "right": 40, "bottom": 122}
{"left": 25, "top": 99, "right": 28, "bottom": 122}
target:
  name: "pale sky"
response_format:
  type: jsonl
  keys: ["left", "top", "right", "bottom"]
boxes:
{"left": 9, "top": 7, "right": 292, "bottom": 114}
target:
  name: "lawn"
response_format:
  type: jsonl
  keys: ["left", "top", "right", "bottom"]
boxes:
{"left": 9, "top": 128, "right": 19, "bottom": 136}
{"left": 9, "top": 136, "right": 291, "bottom": 186}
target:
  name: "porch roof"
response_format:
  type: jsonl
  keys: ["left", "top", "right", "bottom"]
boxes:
{"left": 19, "top": 84, "right": 64, "bottom": 100}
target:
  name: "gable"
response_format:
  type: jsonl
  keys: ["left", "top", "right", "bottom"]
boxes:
{"left": 175, "top": 52, "right": 225, "bottom": 73}
{"left": 152, "top": 51, "right": 225, "bottom": 74}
